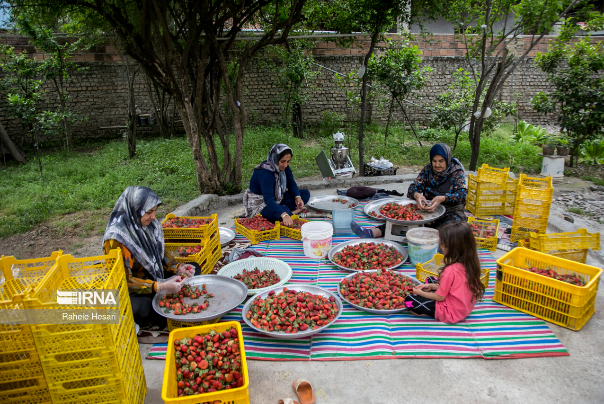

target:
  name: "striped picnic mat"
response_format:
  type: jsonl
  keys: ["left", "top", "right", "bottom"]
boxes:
{"left": 146, "top": 203, "right": 568, "bottom": 361}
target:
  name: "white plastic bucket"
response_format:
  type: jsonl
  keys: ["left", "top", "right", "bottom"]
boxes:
{"left": 301, "top": 221, "right": 333, "bottom": 259}
{"left": 406, "top": 227, "right": 439, "bottom": 265}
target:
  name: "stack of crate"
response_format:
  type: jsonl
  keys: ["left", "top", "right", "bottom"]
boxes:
{"left": 25, "top": 249, "right": 146, "bottom": 404}
{"left": 162, "top": 213, "right": 221, "bottom": 275}
{"left": 522, "top": 228, "right": 600, "bottom": 263}
{"left": 510, "top": 174, "right": 554, "bottom": 242}
{"left": 0, "top": 252, "right": 61, "bottom": 404}
{"left": 466, "top": 164, "right": 518, "bottom": 217}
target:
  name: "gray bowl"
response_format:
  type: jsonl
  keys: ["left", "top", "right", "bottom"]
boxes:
{"left": 327, "top": 239, "right": 408, "bottom": 272}
{"left": 241, "top": 285, "right": 343, "bottom": 339}
{"left": 368, "top": 198, "right": 446, "bottom": 225}
{"left": 338, "top": 270, "right": 421, "bottom": 314}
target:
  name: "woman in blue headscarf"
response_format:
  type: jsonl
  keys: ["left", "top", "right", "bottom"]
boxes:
{"left": 243, "top": 143, "right": 310, "bottom": 227}
{"left": 350, "top": 143, "right": 467, "bottom": 238}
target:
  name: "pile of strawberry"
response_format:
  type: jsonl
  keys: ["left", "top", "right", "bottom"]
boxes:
{"left": 332, "top": 242, "right": 404, "bottom": 270}
{"left": 246, "top": 288, "right": 338, "bottom": 333}
{"left": 470, "top": 223, "right": 497, "bottom": 238}
{"left": 176, "top": 245, "right": 203, "bottom": 257}
{"left": 340, "top": 270, "right": 416, "bottom": 310}
{"left": 524, "top": 267, "right": 586, "bottom": 286}
{"left": 163, "top": 217, "right": 213, "bottom": 228}
{"left": 234, "top": 268, "right": 281, "bottom": 289}
{"left": 159, "top": 283, "right": 214, "bottom": 315}
{"left": 379, "top": 203, "right": 424, "bottom": 221}
{"left": 173, "top": 327, "right": 244, "bottom": 398}
{"left": 238, "top": 216, "right": 275, "bottom": 232}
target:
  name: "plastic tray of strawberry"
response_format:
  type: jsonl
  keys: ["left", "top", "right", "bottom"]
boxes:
{"left": 176, "top": 245, "right": 203, "bottom": 257}
{"left": 524, "top": 266, "right": 587, "bottom": 286}
{"left": 470, "top": 223, "right": 497, "bottom": 238}
{"left": 163, "top": 217, "right": 213, "bottom": 228}
{"left": 339, "top": 269, "right": 421, "bottom": 314}
{"left": 153, "top": 275, "right": 248, "bottom": 321}
{"left": 233, "top": 268, "right": 280, "bottom": 289}
{"left": 172, "top": 327, "right": 244, "bottom": 397}
{"left": 159, "top": 282, "right": 213, "bottom": 315}
{"left": 242, "top": 285, "right": 343, "bottom": 339}
{"left": 328, "top": 240, "right": 408, "bottom": 272}
{"left": 238, "top": 216, "right": 275, "bottom": 231}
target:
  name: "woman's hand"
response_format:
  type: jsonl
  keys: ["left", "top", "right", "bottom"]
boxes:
{"left": 295, "top": 195, "right": 305, "bottom": 210}
{"left": 424, "top": 195, "right": 446, "bottom": 212}
{"left": 414, "top": 193, "right": 428, "bottom": 210}
{"left": 177, "top": 263, "right": 195, "bottom": 278}
{"left": 281, "top": 212, "right": 294, "bottom": 227}
{"left": 157, "top": 275, "right": 185, "bottom": 294}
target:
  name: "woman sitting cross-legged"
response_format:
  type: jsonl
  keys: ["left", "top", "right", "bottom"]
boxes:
{"left": 350, "top": 142, "right": 467, "bottom": 238}
{"left": 242, "top": 143, "right": 310, "bottom": 227}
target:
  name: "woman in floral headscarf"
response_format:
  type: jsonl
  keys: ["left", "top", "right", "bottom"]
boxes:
{"left": 350, "top": 143, "right": 467, "bottom": 238}
{"left": 103, "top": 186, "right": 199, "bottom": 328}
{"left": 242, "top": 143, "right": 310, "bottom": 227}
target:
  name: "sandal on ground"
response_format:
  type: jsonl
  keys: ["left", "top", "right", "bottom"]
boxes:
{"left": 278, "top": 399, "right": 300, "bottom": 404}
{"left": 292, "top": 379, "right": 316, "bottom": 404}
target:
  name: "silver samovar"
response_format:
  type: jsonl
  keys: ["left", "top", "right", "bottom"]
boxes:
{"left": 315, "top": 131, "right": 356, "bottom": 179}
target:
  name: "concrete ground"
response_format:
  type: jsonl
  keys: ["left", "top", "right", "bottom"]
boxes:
{"left": 141, "top": 177, "right": 604, "bottom": 404}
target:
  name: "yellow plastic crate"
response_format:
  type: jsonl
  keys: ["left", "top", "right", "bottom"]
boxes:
{"left": 47, "top": 326, "right": 142, "bottom": 404}
{"left": 166, "top": 317, "right": 220, "bottom": 331}
{"left": 279, "top": 215, "right": 309, "bottom": 240}
{"left": 0, "top": 323, "right": 37, "bottom": 355}
{"left": 165, "top": 233, "right": 217, "bottom": 268}
{"left": 494, "top": 247, "right": 602, "bottom": 330}
{"left": 235, "top": 215, "right": 280, "bottom": 245}
{"left": 0, "top": 377, "right": 52, "bottom": 404}
{"left": 162, "top": 213, "right": 218, "bottom": 241}
{"left": 0, "top": 351, "right": 45, "bottom": 384}
{"left": 476, "top": 164, "right": 510, "bottom": 184}
{"left": 518, "top": 240, "right": 589, "bottom": 264}
{"left": 468, "top": 217, "right": 499, "bottom": 251}
{"left": 529, "top": 229, "right": 600, "bottom": 252}
{"left": 466, "top": 195, "right": 515, "bottom": 217}
{"left": 0, "top": 251, "right": 62, "bottom": 310}
{"left": 199, "top": 234, "right": 222, "bottom": 275}
{"left": 416, "top": 254, "right": 490, "bottom": 290}
{"left": 162, "top": 321, "right": 249, "bottom": 404}
{"left": 515, "top": 174, "right": 554, "bottom": 201}
{"left": 30, "top": 276, "right": 132, "bottom": 358}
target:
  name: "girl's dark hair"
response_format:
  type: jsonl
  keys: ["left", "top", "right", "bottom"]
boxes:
{"left": 438, "top": 222, "right": 485, "bottom": 300}
{"left": 278, "top": 149, "right": 293, "bottom": 160}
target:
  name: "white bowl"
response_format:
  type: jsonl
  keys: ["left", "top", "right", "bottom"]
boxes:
{"left": 216, "top": 257, "right": 292, "bottom": 296}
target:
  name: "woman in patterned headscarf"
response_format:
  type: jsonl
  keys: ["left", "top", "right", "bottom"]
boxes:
{"left": 242, "top": 143, "right": 310, "bottom": 227}
{"left": 103, "top": 186, "right": 198, "bottom": 328}
{"left": 407, "top": 142, "right": 467, "bottom": 227}
{"left": 350, "top": 143, "right": 467, "bottom": 238}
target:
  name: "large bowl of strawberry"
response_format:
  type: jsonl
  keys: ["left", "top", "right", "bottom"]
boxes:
{"left": 241, "top": 285, "right": 343, "bottom": 339}
{"left": 369, "top": 198, "right": 445, "bottom": 225}
{"left": 217, "top": 257, "right": 292, "bottom": 296}
{"left": 328, "top": 240, "right": 408, "bottom": 272}
{"left": 338, "top": 269, "right": 421, "bottom": 314}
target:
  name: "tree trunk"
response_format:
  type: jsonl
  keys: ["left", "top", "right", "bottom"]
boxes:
{"left": 292, "top": 102, "right": 303, "bottom": 139}
{"left": 358, "top": 30, "right": 381, "bottom": 176}
{"left": 384, "top": 97, "right": 395, "bottom": 143}
{"left": 0, "top": 121, "right": 26, "bottom": 163}
{"left": 394, "top": 97, "right": 422, "bottom": 147}
{"left": 125, "top": 59, "right": 139, "bottom": 159}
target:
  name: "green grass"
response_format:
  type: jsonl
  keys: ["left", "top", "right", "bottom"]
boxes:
{"left": 0, "top": 123, "right": 543, "bottom": 237}
{"left": 581, "top": 175, "right": 604, "bottom": 186}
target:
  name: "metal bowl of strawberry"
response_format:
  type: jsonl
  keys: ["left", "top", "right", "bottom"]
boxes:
{"left": 328, "top": 239, "right": 408, "bottom": 272}
{"left": 338, "top": 269, "right": 421, "bottom": 314}
{"left": 241, "top": 285, "right": 343, "bottom": 339}
{"left": 153, "top": 275, "right": 248, "bottom": 322}
{"left": 371, "top": 198, "right": 445, "bottom": 225}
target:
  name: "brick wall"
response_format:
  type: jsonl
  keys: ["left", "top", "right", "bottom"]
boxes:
{"left": 0, "top": 33, "right": 563, "bottom": 145}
